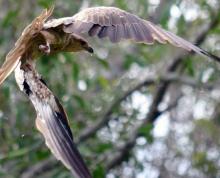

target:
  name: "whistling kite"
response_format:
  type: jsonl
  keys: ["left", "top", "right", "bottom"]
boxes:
{"left": 0, "top": 5, "right": 219, "bottom": 178}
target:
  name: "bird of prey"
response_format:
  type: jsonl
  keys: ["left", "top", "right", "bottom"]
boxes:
{"left": 15, "top": 62, "right": 92, "bottom": 178}
{"left": 0, "top": 6, "right": 219, "bottom": 86}
{"left": 0, "top": 4, "right": 219, "bottom": 178}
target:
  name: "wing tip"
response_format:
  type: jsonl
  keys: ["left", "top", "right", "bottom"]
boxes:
{"left": 201, "top": 50, "right": 220, "bottom": 63}
{"left": 0, "top": 69, "right": 8, "bottom": 86}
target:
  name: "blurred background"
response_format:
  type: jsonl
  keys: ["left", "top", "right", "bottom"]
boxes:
{"left": 0, "top": 0, "right": 220, "bottom": 178}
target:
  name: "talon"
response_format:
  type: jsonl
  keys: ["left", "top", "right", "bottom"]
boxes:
{"left": 39, "top": 41, "right": 50, "bottom": 55}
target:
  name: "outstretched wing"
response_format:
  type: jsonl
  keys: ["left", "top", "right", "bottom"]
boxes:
{"left": 35, "top": 103, "right": 92, "bottom": 178}
{"left": 14, "top": 63, "right": 92, "bottom": 178}
{"left": 44, "top": 6, "right": 220, "bottom": 62}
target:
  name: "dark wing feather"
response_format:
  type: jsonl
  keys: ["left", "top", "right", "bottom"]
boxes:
{"left": 43, "top": 6, "right": 220, "bottom": 62}
{"left": 15, "top": 63, "right": 92, "bottom": 178}
{"left": 35, "top": 101, "right": 92, "bottom": 178}
{"left": 88, "top": 24, "right": 102, "bottom": 36}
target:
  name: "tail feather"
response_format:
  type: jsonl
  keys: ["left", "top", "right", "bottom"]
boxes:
{"left": 0, "top": 57, "right": 21, "bottom": 85}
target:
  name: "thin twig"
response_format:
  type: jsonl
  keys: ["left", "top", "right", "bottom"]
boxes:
{"left": 103, "top": 11, "right": 220, "bottom": 170}
{"left": 77, "top": 72, "right": 218, "bottom": 143}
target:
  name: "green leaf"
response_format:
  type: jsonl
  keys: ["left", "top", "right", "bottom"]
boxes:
{"left": 183, "top": 58, "right": 195, "bottom": 76}
{"left": 93, "top": 164, "right": 105, "bottom": 178}
{"left": 73, "top": 94, "right": 86, "bottom": 109}
{"left": 2, "top": 10, "right": 18, "bottom": 27}
{"left": 177, "top": 15, "right": 186, "bottom": 35}
{"left": 159, "top": 1, "right": 173, "bottom": 27}
{"left": 72, "top": 61, "right": 80, "bottom": 81}
{"left": 97, "top": 76, "right": 109, "bottom": 89}
{"left": 123, "top": 55, "right": 137, "bottom": 69}
{"left": 35, "top": 150, "right": 50, "bottom": 160}
{"left": 138, "top": 124, "right": 154, "bottom": 143}
{"left": 123, "top": 53, "right": 148, "bottom": 70}
{"left": 192, "top": 151, "right": 217, "bottom": 176}
{"left": 95, "top": 143, "right": 113, "bottom": 153}
{"left": 37, "top": 0, "right": 54, "bottom": 8}
{"left": 0, "top": 142, "right": 39, "bottom": 163}
{"left": 96, "top": 58, "right": 110, "bottom": 69}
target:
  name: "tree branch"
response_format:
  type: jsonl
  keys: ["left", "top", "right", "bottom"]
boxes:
{"left": 77, "top": 72, "right": 219, "bottom": 143}
{"left": 103, "top": 11, "right": 220, "bottom": 170}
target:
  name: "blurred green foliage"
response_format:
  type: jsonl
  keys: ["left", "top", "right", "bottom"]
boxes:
{"left": 0, "top": 0, "right": 220, "bottom": 178}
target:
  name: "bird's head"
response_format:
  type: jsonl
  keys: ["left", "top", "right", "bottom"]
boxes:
{"left": 70, "top": 33, "right": 94, "bottom": 53}
{"left": 78, "top": 39, "right": 94, "bottom": 53}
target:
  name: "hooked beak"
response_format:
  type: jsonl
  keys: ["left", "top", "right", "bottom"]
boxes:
{"left": 84, "top": 46, "right": 94, "bottom": 53}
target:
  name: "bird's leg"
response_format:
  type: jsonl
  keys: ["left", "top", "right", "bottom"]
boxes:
{"left": 39, "top": 40, "right": 51, "bottom": 55}
{"left": 38, "top": 30, "right": 58, "bottom": 55}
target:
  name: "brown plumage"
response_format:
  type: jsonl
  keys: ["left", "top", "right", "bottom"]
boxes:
{"left": 0, "top": 6, "right": 219, "bottom": 86}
